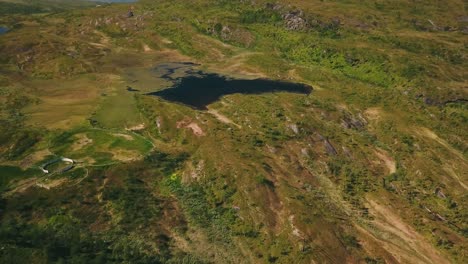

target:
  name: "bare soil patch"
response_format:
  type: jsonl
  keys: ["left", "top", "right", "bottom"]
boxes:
{"left": 142, "top": 43, "right": 152, "bottom": 52}
{"left": 365, "top": 199, "right": 449, "bottom": 264}
{"left": 112, "top": 133, "right": 134, "bottom": 141}
{"left": 112, "top": 149, "right": 142, "bottom": 162}
{"left": 36, "top": 178, "right": 67, "bottom": 190}
{"left": 364, "top": 107, "right": 382, "bottom": 120}
{"left": 417, "top": 127, "right": 464, "bottom": 160}
{"left": 19, "top": 149, "right": 52, "bottom": 169}
{"left": 374, "top": 148, "right": 396, "bottom": 174}
{"left": 177, "top": 118, "right": 205, "bottom": 136}
{"left": 208, "top": 109, "right": 241, "bottom": 128}
{"left": 71, "top": 133, "right": 93, "bottom": 151}
{"left": 3, "top": 178, "right": 37, "bottom": 197}
{"left": 126, "top": 123, "right": 146, "bottom": 131}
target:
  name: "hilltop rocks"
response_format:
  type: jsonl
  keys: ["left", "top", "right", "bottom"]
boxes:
{"left": 263, "top": 3, "right": 308, "bottom": 31}
{"left": 263, "top": 3, "right": 343, "bottom": 33}
{"left": 82, "top": 11, "right": 153, "bottom": 33}
{"left": 207, "top": 23, "right": 255, "bottom": 47}
{"left": 282, "top": 10, "right": 307, "bottom": 31}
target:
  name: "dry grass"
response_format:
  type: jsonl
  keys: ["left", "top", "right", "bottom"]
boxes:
{"left": 22, "top": 77, "right": 104, "bottom": 129}
{"left": 364, "top": 198, "right": 450, "bottom": 264}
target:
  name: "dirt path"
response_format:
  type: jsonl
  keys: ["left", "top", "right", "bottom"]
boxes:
{"left": 418, "top": 127, "right": 465, "bottom": 160}
{"left": 443, "top": 165, "right": 468, "bottom": 190}
{"left": 208, "top": 109, "right": 241, "bottom": 128}
{"left": 364, "top": 199, "right": 450, "bottom": 264}
{"left": 417, "top": 127, "right": 467, "bottom": 190}
{"left": 36, "top": 178, "right": 67, "bottom": 190}
{"left": 3, "top": 178, "right": 37, "bottom": 197}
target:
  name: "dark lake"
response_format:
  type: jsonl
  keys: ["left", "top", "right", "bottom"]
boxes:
{"left": 145, "top": 63, "right": 312, "bottom": 110}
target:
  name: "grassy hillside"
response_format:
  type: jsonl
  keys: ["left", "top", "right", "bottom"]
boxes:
{"left": 0, "top": 0, "right": 466, "bottom": 263}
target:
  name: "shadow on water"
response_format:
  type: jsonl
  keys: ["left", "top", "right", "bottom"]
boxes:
{"left": 147, "top": 70, "right": 312, "bottom": 110}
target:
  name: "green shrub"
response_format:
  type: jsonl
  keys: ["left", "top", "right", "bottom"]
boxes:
{"left": 240, "top": 9, "right": 282, "bottom": 24}
{"left": 7, "top": 130, "right": 41, "bottom": 160}
{"left": 255, "top": 175, "right": 274, "bottom": 188}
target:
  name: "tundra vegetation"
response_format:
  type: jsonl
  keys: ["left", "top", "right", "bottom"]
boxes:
{"left": 0, "top": 0, "right": 466, "bottom": 263}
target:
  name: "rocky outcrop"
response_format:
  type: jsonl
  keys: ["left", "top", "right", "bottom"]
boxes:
{"left": 317, "top": 133, "right": 338, "bottom": 156}
{"left": 220, "top": 25, "right": 232, "bottom": 40}
{"left": 265, "top": 3, "right": 282, "bottom": 11}
{"left": 341, "top": 112, "right": 367, "bottom": 130}
{"left": 422, "top": 96, "right": 468, "bottom": 106}
{"left": 435, "top": 187, "right": 446, "bottom": 199}
{"left": 323, "top": 139, "right": 338, "bottom": 155}
{"left": 82, "top": 11, "right": 153, "bottom": 33}
{"left": 424, "top": 97, "right": 437, "bottom": 105}
{"left": 282, "top": 10, "right": 307, "bottom": 31}
{"left": 288, "top": 123, "right": 299, "bottom": 134}
{"left": 209, "top": 24, "right": 255, "bottom": 47}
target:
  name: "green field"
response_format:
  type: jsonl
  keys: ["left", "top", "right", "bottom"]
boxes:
{"left": 93, "top": 88, "right": 144, "bottom": 129}
{"left": 50, "top": 127, "right": 154, "bottom": 164}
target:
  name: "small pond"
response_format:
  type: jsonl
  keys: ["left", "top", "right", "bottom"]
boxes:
{"left": 0, "top": 27, "right": 8, "bottom": 35}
